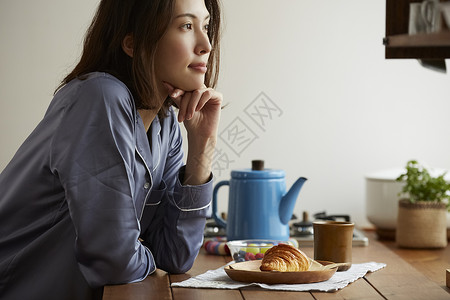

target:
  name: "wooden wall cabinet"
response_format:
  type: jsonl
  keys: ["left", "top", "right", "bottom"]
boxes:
{"left": 384, "top": 0, "right": 450, "bottom": 58}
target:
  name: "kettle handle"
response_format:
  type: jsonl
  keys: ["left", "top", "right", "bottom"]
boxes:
{"left": 212, "top": 180, "right": 229, "bottom": 229}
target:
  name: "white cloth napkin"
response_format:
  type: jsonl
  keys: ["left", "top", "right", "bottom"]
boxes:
{"left": 171, "top": 262, "right": 386, "bottom": 292}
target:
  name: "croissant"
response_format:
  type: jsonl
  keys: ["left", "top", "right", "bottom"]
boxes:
{"left": 259, "top": 244, "right": 310, "bottom": 272}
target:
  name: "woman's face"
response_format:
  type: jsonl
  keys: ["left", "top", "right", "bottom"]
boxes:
{"left": 155, "top": 0, "right": 212, "bottom": 92}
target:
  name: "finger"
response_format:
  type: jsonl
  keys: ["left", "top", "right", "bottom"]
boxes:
{"left": 170, "top": 88, "right": 185, "bottom": 99}
{"left": 197, "top": 89, "right": 223, "bottom": 111}
{"left": 169, "top": 91, "right": 187, "bottom": 110}
{"left": 178, "top": 92, "right": 191, "bottom": 123}
{"left": 195, "top": 89, "right": 213, "bottom": 112}
{"left": 186, "top": 89, "right": 203, "bottom": 120}
{"left": 163, "top": 81, "right": 185, "bottom": 99}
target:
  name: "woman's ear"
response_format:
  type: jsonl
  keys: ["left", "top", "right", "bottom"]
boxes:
{"left": 122, "top": 34, "right": 134, "bottom": 57}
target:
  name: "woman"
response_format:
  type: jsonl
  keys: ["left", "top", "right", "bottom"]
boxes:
{"left": 0, "top": 0, "right": 222, "bottom": 299}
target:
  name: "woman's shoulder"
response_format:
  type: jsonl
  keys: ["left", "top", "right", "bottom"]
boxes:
{"left": 59, "top": 72, "right": 135, "bottom": 111}
{"left": 78, "top": 72, "right": 131, "bottom": 99}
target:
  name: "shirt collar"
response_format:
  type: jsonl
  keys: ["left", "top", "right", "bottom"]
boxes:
{"left": 136, "top": 113, "right": 161, "bottom": 173}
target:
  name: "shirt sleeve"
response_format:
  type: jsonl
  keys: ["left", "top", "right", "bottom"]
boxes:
{"left": 140, "top": 111, "right": 213, "bottom": 274}
{"left": 50, "top": 76, "right": 153, "bottom": 287}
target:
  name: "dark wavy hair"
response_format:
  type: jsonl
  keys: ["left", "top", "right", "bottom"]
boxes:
{"left": 58, "top": 0, "right": 221, "bottom": 117}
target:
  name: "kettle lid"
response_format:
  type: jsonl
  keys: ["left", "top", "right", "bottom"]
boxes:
{"left": 231, "top": 160, "right": 285, "bottom": 179}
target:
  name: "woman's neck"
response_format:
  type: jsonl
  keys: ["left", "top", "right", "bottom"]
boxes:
{"left": 138, "top": 109, "right": 158, "bottom": 132}
{"left": 139, "top": 87, "right": 169, "bottom": 131}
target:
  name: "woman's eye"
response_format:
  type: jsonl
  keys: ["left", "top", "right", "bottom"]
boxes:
{"left": 181, "top": 23, "right": 192, "bottom": 30}
{"left": 204, "top": 24, "right": 210, "bottom": 32}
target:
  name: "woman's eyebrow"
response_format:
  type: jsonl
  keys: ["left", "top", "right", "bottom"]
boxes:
{"left": 175, "top": 13, "right": 210, "bottom": 20}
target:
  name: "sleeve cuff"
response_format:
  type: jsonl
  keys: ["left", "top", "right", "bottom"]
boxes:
{"left": 126, "top": 245, "right": 156, "bottom": 283}
{"left": 172, "top": 166, "right": 213, "bottom": 211}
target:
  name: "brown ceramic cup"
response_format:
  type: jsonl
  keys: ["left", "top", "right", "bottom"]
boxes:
{"left": 313, "top": 221, "right": 354, "bottom": 271}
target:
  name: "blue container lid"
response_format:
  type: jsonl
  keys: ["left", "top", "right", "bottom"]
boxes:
{"left": 231, "top": 169, "right": 285, "bottom": 179}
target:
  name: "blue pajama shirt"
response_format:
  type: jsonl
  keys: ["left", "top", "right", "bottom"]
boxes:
{"left": 0, "top": 72, "right": 212, "bottom": 300}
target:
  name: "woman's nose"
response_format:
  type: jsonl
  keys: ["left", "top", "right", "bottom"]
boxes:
{"left": 195, "top": 31, "right": 212, "bottom": 55}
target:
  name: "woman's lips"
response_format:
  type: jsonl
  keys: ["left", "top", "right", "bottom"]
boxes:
{"left": 188, "top": 63, "right": 207, "bottom": 73}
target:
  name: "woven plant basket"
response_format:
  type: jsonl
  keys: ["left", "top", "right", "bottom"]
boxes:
{"left": 396, "top": 199, "right": 448, "bottom": 248}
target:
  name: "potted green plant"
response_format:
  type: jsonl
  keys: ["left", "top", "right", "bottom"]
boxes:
{"left": 395, "top": 160, "right": 450, "bottom": 248}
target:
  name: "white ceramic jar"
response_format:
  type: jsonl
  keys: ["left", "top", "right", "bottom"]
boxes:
{"left": 365, "top": 168, "right": 450, "bottom": 231}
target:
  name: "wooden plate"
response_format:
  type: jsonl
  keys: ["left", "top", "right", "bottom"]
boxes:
{"left": 224, "top": 260, "right": 337, "bottom": 284}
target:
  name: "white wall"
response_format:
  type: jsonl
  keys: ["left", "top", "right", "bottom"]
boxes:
{"left": 1, "top": 0, "right": 450, "bottom": 228}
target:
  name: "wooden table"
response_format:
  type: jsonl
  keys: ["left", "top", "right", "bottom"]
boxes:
{"left": 103, "top": 231, "right": 450, "bottom": 300}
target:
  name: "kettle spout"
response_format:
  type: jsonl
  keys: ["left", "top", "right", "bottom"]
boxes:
{"left": 279, "top": 177, "right": 307, "bottom": 224}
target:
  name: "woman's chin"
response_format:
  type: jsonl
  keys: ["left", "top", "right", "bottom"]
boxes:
{"left": 171, "top": 79, "right": 205, "bottom": 92}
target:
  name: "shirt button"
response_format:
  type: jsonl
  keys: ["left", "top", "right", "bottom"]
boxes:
{"left": 144, "top": 182, "right": 150, "bottom": 189}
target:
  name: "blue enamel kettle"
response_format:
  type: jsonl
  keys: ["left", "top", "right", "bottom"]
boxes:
{"left": 212, "top": 160, "right": 307, "bottom": 241}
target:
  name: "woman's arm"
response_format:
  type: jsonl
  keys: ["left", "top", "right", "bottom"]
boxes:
{"left": 165, "top": 83, "right": 223, "bottom": 185}
{"left": 140, "top": 110, "right": 213, "bottom": 273}
{"left": 139, "top": 83, "right": 222, "bottom": 273}
{"left": 51, "top": 75, "right": 153, "bottom": 286}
